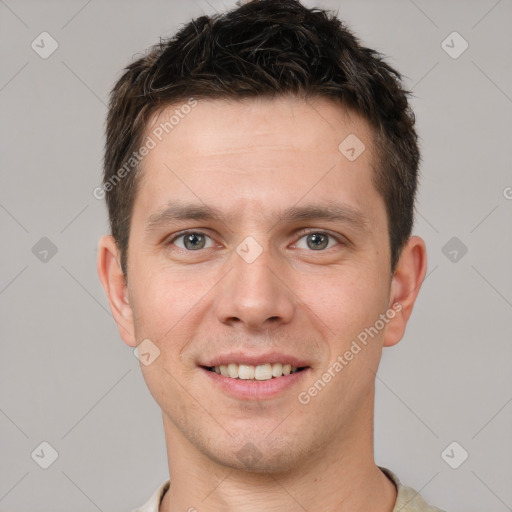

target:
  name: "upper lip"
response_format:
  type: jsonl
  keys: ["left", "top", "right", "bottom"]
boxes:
{"left": 200, "top": 352, "right": 310, "bottom": 368}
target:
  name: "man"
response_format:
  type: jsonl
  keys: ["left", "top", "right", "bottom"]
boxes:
{"left": 97, "top": 1, "right": 444, "bottom": 510}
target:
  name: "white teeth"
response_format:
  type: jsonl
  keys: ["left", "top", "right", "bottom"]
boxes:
{"left": 272, "top": 363, "right": 283, "bottom": 377}
{"left": 211, "top": 362, "right": 301, "bottom": 380}
{"left": 238, "top": 364, "right": 255, "bottom": 379}
{"left": 227, "top": 363, "right": 239, "bottom": 378}
{"left": 254, "top": 363, "right": 273, "bottom": 381}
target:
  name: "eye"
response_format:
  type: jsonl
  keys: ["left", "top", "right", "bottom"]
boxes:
{"left": 166, "top": 230, "right": 344, "bottom": 252}
{"left": 294, "top": 231, "right": 341, "bottom": 251}
{"left": 168, "top": 231, "right": 215, "bottom": 251}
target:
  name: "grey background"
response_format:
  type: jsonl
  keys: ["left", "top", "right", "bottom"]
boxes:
{"left": 1, "top": 0, "right": 511, "bottom": 511}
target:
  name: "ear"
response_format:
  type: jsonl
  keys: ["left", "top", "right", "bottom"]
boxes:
{"left": 97, "top": 235, "right": 137, "bottom": 347}
{"left": 383, "top": 236, "right": 427, "bottom": 348}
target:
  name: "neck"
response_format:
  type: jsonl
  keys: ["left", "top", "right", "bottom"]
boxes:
{"left": 159, "top": 392, "right": 397, "bottom": 512}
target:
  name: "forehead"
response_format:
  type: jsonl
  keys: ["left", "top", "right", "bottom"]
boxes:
{"left": 143, "top": 95, "right": 374, "bottom": 163}
{"left": 134, "top": 96, "right": 382, "bottom": 225}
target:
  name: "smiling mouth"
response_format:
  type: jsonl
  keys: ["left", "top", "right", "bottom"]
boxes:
{"left": 202, "top": 363, "right": 308, "bottom": 380}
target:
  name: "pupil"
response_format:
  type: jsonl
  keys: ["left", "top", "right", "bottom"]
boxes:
{"left": 185, "top": 233, "right": 204, "bottom": 250}
{"left": 308, "top": 233, "right": 327, "bottom": 250}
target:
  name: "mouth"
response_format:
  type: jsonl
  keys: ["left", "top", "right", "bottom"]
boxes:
{"left": 202, "top": 363, "right": 309, "bottom": 380}
{"left": 199, "top": 352, "right": 311, "bottom": 400}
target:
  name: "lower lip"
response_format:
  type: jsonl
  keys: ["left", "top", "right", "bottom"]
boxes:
{"left": 201, "top": 367, "right": 310, "bottom": 400}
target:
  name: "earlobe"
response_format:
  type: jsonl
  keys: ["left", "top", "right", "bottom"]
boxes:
{"left": 96, "top": 235, "right": 137, "bottom": 347}
{"left": 382, "top": 236, "right": 428, "bottom": 348}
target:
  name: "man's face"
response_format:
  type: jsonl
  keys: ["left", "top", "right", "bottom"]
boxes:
{"left": 123, "top": 96, "right": 396, "bottom": 470}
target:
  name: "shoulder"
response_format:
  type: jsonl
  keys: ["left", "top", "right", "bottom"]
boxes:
{"left": 379, "top": 466, "right": 447, "bottom": 512}
{"left": 133, "top": 480, "right": 170, "bottom": 512}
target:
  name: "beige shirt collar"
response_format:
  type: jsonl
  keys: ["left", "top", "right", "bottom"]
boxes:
{"left": 134, "top": 466, "right": 445, "bottom": 512}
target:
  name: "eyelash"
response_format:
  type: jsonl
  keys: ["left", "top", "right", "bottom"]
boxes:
{"left": 166, "top": 229, "right": 346, "bottom": 251}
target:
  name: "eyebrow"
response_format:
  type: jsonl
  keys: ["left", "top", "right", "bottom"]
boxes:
{"left": 144, "top": 200, "right": 369, "bottom": 232}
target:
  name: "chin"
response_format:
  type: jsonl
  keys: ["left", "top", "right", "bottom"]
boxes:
{"left": 206, "top": 433, "right": 308, "bottom": 474}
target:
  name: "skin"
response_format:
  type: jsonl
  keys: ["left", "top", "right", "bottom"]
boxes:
{"left": 97, "top": 95, "right": 427, "bottom": 512}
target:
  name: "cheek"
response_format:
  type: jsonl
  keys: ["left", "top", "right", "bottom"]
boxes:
{"left": 300, "top": 265, "right": 389, "bottom": 343}
{"left": 130, "top": 263, "right": 203, "bottom": 330}
{"left": 128, "top": 265, "right": 222, "bottom": 380}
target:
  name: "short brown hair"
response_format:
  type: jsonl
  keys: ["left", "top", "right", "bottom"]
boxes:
{"left": 103, "top": 0, "right": 420, "bottom": 276}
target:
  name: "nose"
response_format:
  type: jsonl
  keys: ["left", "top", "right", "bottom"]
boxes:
{"left": 213, "top": 243, "right": 296, "bottom": 331}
